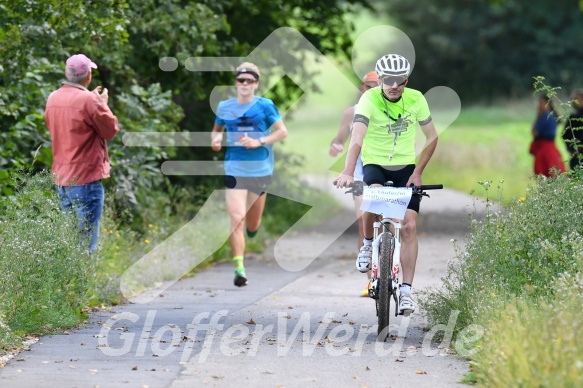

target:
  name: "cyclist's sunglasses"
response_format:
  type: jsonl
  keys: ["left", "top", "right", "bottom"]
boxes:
{"left": 381, "top": 76, "right": 407, "bottom": 86}
{"left": 236, "top": 78, "right": 258, "bottom": 85}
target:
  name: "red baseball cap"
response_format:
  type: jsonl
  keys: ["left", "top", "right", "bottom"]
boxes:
{"left": 362, "top": 71, "right": 379, "bottom": 83}
{"left": 65, "top": 54, "right": 97, "bottom": 76}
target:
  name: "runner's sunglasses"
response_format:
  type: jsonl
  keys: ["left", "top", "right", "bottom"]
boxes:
{"left": 236, "top": 78, "right": 258, "bottom": 85}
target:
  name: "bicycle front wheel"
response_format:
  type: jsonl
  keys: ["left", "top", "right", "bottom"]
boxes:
{"left": 376, "top": 232, "right": 394, "bottom": 342}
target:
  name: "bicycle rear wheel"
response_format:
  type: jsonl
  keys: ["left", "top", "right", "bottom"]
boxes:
{"left": 376, "top": 232, "right": 394, "bottom": 342}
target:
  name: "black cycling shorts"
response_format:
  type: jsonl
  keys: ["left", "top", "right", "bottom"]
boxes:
{"left": 225, "top": 175, "right": 272, "bottom": 196}
{"left": 362, "top": 164, "right": 421, "bottom": 213}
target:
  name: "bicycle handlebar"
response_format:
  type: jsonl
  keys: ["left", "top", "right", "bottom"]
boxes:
{"left": 334, "top": 181, "right": 443, "bottom": 197}
{"left": 417, "top": 184, "right": 444, "bottom": 191}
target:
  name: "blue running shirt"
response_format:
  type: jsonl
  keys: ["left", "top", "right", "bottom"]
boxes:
{"left": 215, "top": 96, "right": 282, "bottom": 177}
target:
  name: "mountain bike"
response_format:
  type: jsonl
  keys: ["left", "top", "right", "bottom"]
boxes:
{"left": 343, "top": 181, "right": 443, "bottom": 341}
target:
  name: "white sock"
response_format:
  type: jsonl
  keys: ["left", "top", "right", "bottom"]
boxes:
{"left": 362, "top": 238, "right": 373, "bottom": 246}
{"left": 400, "top": 284, "right": 412, "bottom": 295}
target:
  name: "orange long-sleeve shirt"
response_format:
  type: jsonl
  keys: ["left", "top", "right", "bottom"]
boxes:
{"left": 45, "top": 82, "right": 119, "bottom": 186}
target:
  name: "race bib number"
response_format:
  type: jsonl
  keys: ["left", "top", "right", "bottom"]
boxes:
{"left": 360, "top": 186, "right": 412, "bottom": 219}
{"left": 232, "top": 124, "right": 255, "bottom": 146}
{"left": 236, "top": 124, "right": 255, "bottom": 132}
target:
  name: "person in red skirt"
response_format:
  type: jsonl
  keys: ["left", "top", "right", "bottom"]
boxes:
{"left": 529, "top": 95, "right": 567, "bottom": 177}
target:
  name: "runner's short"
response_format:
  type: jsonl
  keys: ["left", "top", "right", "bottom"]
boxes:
{"left": 362, "top": 164, "right": 421, "bottom": 213}
{"left": 225, "top": 175, "right": 272, "bottom": 196}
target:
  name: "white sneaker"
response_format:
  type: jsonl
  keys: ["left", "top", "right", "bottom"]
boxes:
{"left": 399, "top": 292, "right": 416, "bottom": 316}
{"left": 356, "top": 245, "right": 372, "bottom": 273}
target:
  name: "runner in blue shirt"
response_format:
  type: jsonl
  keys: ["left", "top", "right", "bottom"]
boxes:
{"left": 211, "top": 62, "right": 288, "bottom": 287}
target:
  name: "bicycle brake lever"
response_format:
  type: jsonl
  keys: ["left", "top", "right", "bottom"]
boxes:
{"left": 411, "top": 185, "right": 430, "bottom": 198}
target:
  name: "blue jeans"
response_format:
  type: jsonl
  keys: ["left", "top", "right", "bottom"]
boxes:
{"left": 58, "top": 180, "right": 104, "bottom": 253}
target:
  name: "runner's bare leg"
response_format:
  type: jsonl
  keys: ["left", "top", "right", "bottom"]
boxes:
{"left": 225, "top": 189, "right": 248, "bottom": 257}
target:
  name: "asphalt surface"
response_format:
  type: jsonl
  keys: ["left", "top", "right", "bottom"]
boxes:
{"left": 0, "top": 177, "right": 486, "bottom": 388}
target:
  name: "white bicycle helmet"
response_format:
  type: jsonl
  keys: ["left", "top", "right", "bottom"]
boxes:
{"left": 375, "top": 54, "right": 411, "bottom": 78}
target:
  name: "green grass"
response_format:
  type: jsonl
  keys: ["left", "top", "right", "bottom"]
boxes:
{"left": 0, "top": 172, "right": 91, "bottom": 342}
{"left": 474, "top": 279, "right": 583, "bottom": 388}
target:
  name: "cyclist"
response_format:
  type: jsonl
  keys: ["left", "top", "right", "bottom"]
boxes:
{"left": 334, "top": 54, "right": 438, "bottom": 316}
{"left": 329, "top": 71, "right": 379, "bottom": 296}
{"left": 211, "top": 62, "right": 288, "bottom": 287}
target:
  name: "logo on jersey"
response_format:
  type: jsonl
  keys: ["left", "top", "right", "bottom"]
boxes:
{"left": 385, "top": 113, "right": 413, "bottom": 135}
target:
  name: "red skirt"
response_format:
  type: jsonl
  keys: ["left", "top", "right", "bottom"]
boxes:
{"left": 529, "top": 139, "right": 567, "bottom": 177}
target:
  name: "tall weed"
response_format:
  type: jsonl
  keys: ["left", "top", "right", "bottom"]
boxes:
{"left": 420, "top": 173, "right": 583, "bottom": 338}
{"left": 0, "top": 171, "right": 91, "bottom": 338}
{"left": 474, "top": 269, "right": 583, "bottom": 387}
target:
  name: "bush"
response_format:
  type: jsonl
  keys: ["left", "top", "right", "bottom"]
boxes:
{"left": 420, "top": 173, "right": 583, "bottom": 338}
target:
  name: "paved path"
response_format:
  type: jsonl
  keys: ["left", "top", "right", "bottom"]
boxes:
{"left": 0, "top": 176, "right": 486, "bottom": 388}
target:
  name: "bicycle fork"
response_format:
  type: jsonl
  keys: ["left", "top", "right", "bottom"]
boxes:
{"left": 390, "top": 221, "right": 404, "bottom": 315}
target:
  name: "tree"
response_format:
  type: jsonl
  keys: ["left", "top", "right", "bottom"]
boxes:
{"left": 380, "top": 0, "right": 583, "bottom": 102}
{"left": 0, "top": 0, "right": 371, "bottom": 227}
{"left": 0, "top": 0, "right": 182, "bottom": 201}
{"left": 120, "top": 0, "right": 371, "bottom": 184}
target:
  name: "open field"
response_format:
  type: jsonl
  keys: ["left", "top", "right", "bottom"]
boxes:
{"left": 283, "top": 93, "right": 571, "bottom": 202}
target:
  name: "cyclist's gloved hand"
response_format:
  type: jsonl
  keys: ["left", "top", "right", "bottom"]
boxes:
{"left": 333, "top": 173, "right": 354, "bottom": 188}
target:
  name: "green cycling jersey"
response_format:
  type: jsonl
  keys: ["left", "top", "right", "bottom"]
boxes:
{"left": 354, "top": 87, "right": 432, "bottom": 166}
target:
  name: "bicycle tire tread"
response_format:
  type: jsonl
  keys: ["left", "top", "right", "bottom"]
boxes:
{"left": 377, "top": 232, "right": 394, "bottom": 342}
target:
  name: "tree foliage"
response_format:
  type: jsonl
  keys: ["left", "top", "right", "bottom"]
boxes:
{"left": 0, "top": 0, "right": 369, "bottom": 221}
{"left": 382, "top": 0, "right": 583, "bottom": 102}
{"left": 0, "top": 0, "right": 178, "bottom": 202}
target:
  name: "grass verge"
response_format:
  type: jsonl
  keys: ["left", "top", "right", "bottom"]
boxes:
{"left": 419, "top": 170, "right": 583, "bottom": 386}
{"left": 0, "top": 172, "right": 90, "bottom": 346}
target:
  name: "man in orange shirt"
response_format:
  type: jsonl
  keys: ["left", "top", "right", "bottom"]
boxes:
{"left": 45, "top": 54, "right": 120, "bottom": 253}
